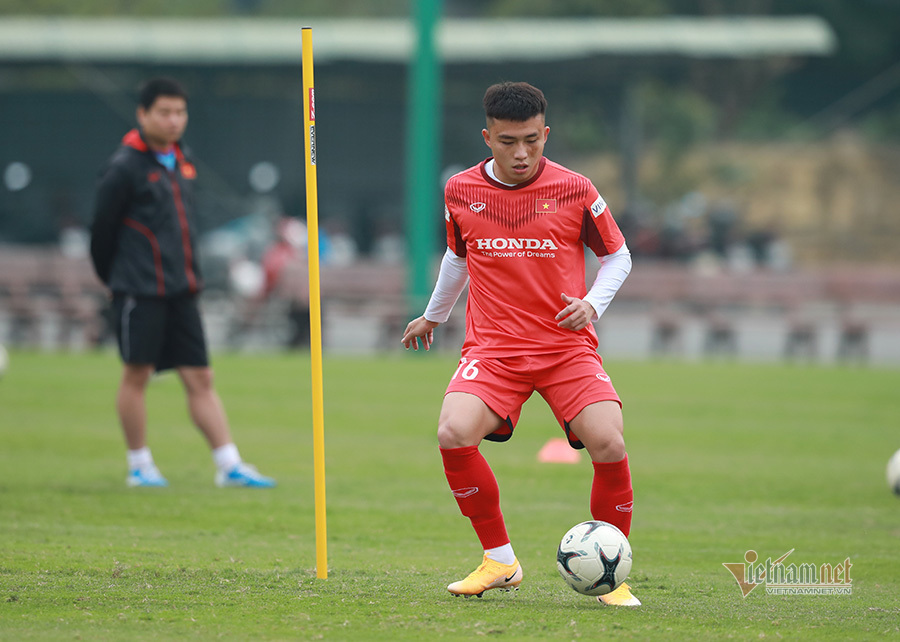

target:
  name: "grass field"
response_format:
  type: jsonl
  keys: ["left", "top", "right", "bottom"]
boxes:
{"left": 1, "top": 350, "right": 898, "bottom": 640}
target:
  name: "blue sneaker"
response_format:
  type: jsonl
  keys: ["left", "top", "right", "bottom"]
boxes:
{"left": 127, "top": 465, "right": 168, "bottom": 488}
{"left": 215, "top": 462, "right": 276, "bottom": 488}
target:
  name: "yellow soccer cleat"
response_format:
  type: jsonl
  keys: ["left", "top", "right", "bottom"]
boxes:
{"left": 447, "top": 554, "right": 523, "bottom": 598}
{"left": 598, "top": 582, "right": 641, "bottom": 606}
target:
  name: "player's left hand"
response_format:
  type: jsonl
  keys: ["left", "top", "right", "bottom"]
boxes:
{"left": 555, "top": 293, "right": 596, "bottom": 332}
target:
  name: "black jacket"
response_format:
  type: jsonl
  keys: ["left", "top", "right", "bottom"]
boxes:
{"left": 90, "top": 129, "right": 202, "bottom": 297}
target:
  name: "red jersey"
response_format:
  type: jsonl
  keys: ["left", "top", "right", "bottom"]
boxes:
{"left": 444, "top": 157, "right": 625, "bottom": 357}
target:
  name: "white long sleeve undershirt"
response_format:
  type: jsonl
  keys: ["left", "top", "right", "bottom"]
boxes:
{"left": 583, "top": 243, "right": 632, "bottom": 321}
{"left": 423, "top": 248, "right": 469, "bottom": 323}
{"left": 422, "top": 243, "right": 632, "bottom": 324}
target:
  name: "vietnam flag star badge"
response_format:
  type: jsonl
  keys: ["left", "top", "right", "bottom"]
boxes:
{"left": 535, "top": 198, "right": 557, "bottom": 213}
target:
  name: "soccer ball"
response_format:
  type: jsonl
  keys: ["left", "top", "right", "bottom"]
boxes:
{"left": 887, "top": 449, "right": 900, "bottom": 496}
{"left": 556, "top": 520, "right": 632, "bottom": 596}
{"left": 0, "top": 344, "right": 7, "bottom": 379}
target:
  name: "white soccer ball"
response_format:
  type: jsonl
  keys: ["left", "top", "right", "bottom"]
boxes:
{"left": 557, "top": 520, "right": 632, "bottom": 596}
{"left": 887, "top": 449, "right": 900, "bottom": 496}
{"left": 0, "top": 344, "right": 8, "bottom": 379}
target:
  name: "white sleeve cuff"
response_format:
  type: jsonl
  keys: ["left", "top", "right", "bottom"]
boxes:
{"left": 583, "top": 243, "right": 632, "bottom": 321}
{"left": 423, "top": 248, "right": 469, "bottom": 323}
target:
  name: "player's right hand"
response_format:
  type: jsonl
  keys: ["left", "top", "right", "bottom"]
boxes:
{"left": 402, "top": 316, "right": 438, "bottom": 351}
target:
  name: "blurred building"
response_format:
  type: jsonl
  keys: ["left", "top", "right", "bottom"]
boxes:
{"left": 0, "top": 16, "right": 835, "bottom": 254}
{"left": 9, "top": 16, "right": 900, "bottom": 365}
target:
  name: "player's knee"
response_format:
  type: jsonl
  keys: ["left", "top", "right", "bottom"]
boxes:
{"left": 437, "top": 417, "right": 479, "bottom": 449}
{"left": 576, "top": 421, "right": 625, "bottom": 462}
{"left": 587, "top": 431, "right": 626, "bottom": 462}
{"left": 121, "top": 364, "right": 153, "bottom": 389}
{"left": 181, "top": 366, "right": 214, "bottom": 395}
{"left": 437, "top": 420, "right": 462, "bottom": 449}
{"left": 604, "top": 432, "right": 627, "bottom": 461}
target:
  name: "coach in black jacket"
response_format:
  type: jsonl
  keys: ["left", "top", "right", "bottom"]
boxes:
{"left": 91, "top": 126, "right": 201, "bottom": 297}
{"left": 90, "top": 77, "right": 275, "bottom": 489}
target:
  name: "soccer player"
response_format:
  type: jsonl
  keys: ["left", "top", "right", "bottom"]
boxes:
{"left": 402, "top": 82, "right": 638, "bottom": 606}
{"left": 90, "top": 77, "right": 275, "bottom": 489}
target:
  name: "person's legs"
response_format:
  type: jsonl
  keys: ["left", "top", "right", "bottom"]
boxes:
{"left": 158, "top": 294, "right": 271, "bottom": 487}
{"left": 535, "top": 351, "right": 631, "bottom": 533}
{"left": 569, "top": 401, "right": 640, "bottom": 606}
{"left": 113, "top": 294, "right": 169, "bottom": 487}
{"left": 118, "top": 362, "right": 169, "bottom": 487}
{"left": 569, "top": 401, "right": 632, "bottom": 536}
{"left": 117, "top": 363, "right": 155, "bottom": 451}
{"left": 177, "top": 366, "right": 275, "bottom": 488}
{"left": 439, "top": 391, "right": 509, "bottom": 549}
{"left": 177, "top": 366, "right": 232, "bottom": 449}
{"left": 439, "top": 391, "right": 524, "bottom": 596}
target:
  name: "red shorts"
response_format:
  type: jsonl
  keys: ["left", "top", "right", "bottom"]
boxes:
{"left": 444, "top": 350, "right": 621, "bottom": 449}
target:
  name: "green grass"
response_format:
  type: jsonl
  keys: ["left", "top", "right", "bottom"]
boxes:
{"left": 1, "top": 350, "right": 899, "bottom": 640}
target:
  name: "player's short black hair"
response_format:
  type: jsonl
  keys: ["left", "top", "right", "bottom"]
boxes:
{"left": 483, "top": 82, "right": 547, "bottom": 122}
{"left": 138, "top": 77, "right": 188, "bottom": 110}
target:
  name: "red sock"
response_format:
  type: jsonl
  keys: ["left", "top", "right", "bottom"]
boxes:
{"left": 590, "top": 455, "right": 633, "bottom": 537}
{"left": 440, "top": 445, "right": 509, "bottom": 550}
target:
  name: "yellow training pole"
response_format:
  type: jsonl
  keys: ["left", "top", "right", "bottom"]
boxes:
{"left": 302, "top": 26, "right": 327, "bottom": 580}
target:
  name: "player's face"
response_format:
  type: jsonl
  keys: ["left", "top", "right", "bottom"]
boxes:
{"left": 137, "top": 95, "right": 188, "bottom": 151}
{"left": 482, "top": 115, "right": 549, "bottom": 184}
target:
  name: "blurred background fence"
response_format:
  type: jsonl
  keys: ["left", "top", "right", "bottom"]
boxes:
{"left": 1, "top": 1, "right": 899, "bottom": 363}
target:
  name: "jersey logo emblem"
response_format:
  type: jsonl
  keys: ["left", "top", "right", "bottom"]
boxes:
{"left": 535, "top": 198, "right": 557, "bottom": 213}
{"left": 590, "top": 196, "right": 607, "bottom": 218}
{"left": 180, "top": 163, "right": 197, "bottom": 180}
{"left": 470, "top": 202, "right": 486, "bottom": 213}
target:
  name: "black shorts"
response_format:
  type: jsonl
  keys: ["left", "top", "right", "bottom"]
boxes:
{"left": 113, "top": 293, "right": 209, "bottom": 371}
